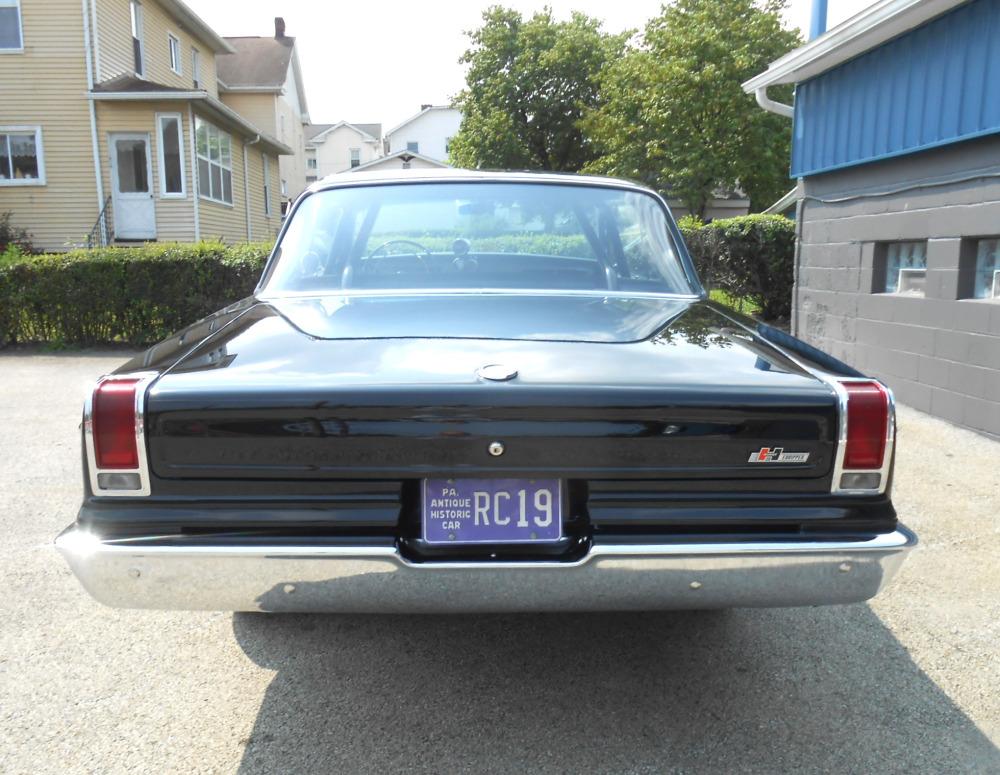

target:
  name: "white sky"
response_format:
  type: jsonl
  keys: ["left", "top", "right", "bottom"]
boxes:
{"left": 186, "top": 0, "right": 875, "bottom": 130}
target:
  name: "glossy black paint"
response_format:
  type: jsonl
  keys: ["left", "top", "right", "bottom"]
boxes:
{"left": 83, "top": 292, "right": 898, "bottom": 549}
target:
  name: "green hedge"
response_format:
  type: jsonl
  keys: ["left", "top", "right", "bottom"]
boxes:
{"left": 0, "top": 242, "right": 271, "bottom": 347}
{"left": 679, "top": 214, "right": 795, "bottom": 320}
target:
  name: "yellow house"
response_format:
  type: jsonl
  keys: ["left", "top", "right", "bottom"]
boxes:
{"left": 0, "top": 0, "right": 291, "bottom": 252}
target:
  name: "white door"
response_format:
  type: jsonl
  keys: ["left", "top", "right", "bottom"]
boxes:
{"left": 110, "top": 133, "right": 156, "bottom": 240}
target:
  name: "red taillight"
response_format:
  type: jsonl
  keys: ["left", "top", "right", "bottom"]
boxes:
{"left": 843, "top": 381, "right": 889, "bottom": 469}
{"left": 92, "top": 379, "right": 139, "bottom": 469}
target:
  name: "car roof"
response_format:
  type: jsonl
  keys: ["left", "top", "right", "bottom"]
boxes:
{"left": 308, "top": 167, "right": 653, "bottom": 194}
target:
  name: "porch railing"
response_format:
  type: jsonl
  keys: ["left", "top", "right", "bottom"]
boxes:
{"left": 86, "top": 196, "right": 113, "bottom": 249}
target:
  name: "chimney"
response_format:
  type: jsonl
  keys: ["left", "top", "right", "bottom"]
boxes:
{"left": 420, "top": 104, "right": 432, "bottom": 111}
{"left": 274, "top": 17, "right": 286, "bottom": 39}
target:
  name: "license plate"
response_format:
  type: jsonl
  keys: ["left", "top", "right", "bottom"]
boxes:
{"left": 422, "top": 478, "right": 563, "bottom": 545}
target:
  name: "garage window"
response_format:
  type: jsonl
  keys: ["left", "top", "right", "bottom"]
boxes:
{"left": 883, "top": 241, "right": 927, "bottom": 295}
{"left": 973, "top": 239, "right": 1000, "bottom": 299}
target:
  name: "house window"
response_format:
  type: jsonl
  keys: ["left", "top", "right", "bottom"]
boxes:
{"left": 306, "top": 175, "right": 317, "bottom": 183}
{"left": 973, "top": 239, "right": 1000, "bottom": 299}
{"left": 0, "top": 0, "right": 23, "bottom": 51}
{"left": 402, "top": 161, "right": 411, "bottom": 169}
{"left": 280, "top": 178, "right": 287, "bottom": 196}
{"left": 349, "top": 148, "right": 360, "bottom": 168}
{"left": 883, "top": 241, "right": 927, "bottom": 295}
{"left": 191, "top": 47, "right": 201, "bottom": 89}
{"left": 0, "top": 127, "right": 44, "bottom": 185}
{"left": 263, "top": 154, "right": 271, "bottom": 216}
{"left": 406, "top": 141, "right": 419, "bottom": 153}
{"left": 280, "top": 114, "right": 285, "bottom": 140}
{"left": 445, "top": 137, "right": 452, "bottom": 155}
{"left": 168, "top": 33, "right": 181, "bottom": 75}
{"left": 195, "top": 117, "right": 233, "bottom": 205}
{"left": 130, "top": 1, "right": 144, "bottom": 77}
{"left": 156, "top": 113, "right": 184, "bottom": 196}
{"left": 307, "top": 157, "right": 317, "bottom": 170}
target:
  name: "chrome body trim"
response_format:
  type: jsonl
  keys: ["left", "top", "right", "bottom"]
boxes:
{"left": 55, "top": 526, "right": 916, "bottom": 612}
{"left": 83, "top": 372, "right": 157, "bottom": 498}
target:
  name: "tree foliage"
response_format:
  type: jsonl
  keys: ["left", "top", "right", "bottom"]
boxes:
{"left": 449, "top": 7, "right": 628, "bottom": 172}
{"left": 584, "top": 0, "right": 800, "bottom": 216}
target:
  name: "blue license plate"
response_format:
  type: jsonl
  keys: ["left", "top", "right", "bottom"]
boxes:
{"left": 422, "top": 478, "right": 563, "bottom": 545}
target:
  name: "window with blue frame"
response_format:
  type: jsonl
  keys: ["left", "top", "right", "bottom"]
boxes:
{"left": 973, "top": 239, "right": 1000, "bottom": 299}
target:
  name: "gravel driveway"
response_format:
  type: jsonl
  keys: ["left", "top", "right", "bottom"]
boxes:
{"left": 1, "top": 352, "right": 997, "bottom": 774}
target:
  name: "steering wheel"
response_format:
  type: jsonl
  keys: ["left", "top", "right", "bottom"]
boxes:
{"left": 342, "top": 239, "right": 432, "bottom": 288}
{"left": 367, "top": 239, "right": 432, "bottom": 265}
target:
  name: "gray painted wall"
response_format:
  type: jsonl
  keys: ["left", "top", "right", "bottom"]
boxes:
{"left": 797, "top": 134, "right": 1000, "bottom": 438}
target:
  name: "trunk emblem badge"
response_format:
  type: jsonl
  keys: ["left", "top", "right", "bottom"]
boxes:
{"left": 477, "top": 364, "right": 518, "bottom": 382}
{"left": 748, "top": 447, "right": 810, "bottom": 463}
{"left": 488, "top": 441, "right": 505, "bottom": 457}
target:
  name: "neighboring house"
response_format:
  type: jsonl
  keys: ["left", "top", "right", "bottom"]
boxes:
{"left": 0, "top": 0, "right": 289, "bottom": 252}
{"left": 217, "top": 17, "right": 310, "bottom": 200}
{"left": 305, "top": 121, "right": 381, "bottom": 179}
{"left": 385, "top": 105, "right": 461, "bottom": 162}
{"left": 350, "top": 149, "right": 449, "bottom": 173}
{"left": 667, "top": 190, "right": 751, "bottom": 222}
{"left": 745, "top": 0, "right": 1000, "bottom": 437}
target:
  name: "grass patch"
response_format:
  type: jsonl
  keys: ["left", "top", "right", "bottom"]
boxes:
{"left": 709, "top": 289, "right": 762, "bottom": 316}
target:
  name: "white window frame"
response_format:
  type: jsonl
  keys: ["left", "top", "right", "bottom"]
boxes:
{"left": 191, "top": 46, "right": 201, "bottom": 89}
{"left": 195, "top": 117, "right": 233, "bottom": 206}
{"left": 0, "top": 125, "right": 45, "bottom": 186}
{"left": 307, "top": 157, "right": 317, "bottom": 170}
{"left": 0, "top": 0, "right": 24, "bottom": 53}
{"left": 167, "top": 32, "right": 181, "bottom": 75}
{"left": 130, "top": 0, "right": 145, "bottom": 78}
{"left": 406, "top": 141, "right": 419, "bottom": 153}
{"left": 155, "top": 112, "right": 185, "bottom": 198}
{"left": 262, "top": 153, "right": 271, "bottom": 217}
{"left": 280, "top": 178, "right": 287, "bottom": 196}
{"left": 349, "top": 147, "right": 361, "bottom": 168}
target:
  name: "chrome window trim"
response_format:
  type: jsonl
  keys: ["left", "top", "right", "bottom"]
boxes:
{"left": 83, "top": 372, "right": 157, "bottom": 497}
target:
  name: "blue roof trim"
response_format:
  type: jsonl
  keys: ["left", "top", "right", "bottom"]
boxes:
{"left": 791, "top": 0, "right": 1000, "bottom": 178}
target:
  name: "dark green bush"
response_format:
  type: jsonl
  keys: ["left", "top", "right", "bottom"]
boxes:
{"left": 0, "top": 212, "right": 35, "bottom": 255}
{"left": 680, "top": 214, "right": 795, "bottom": 320}
{"left": 0, "top": 241, "right": 272, "bottom": 347}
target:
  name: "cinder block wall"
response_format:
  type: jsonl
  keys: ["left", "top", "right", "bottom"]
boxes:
{"left": 796, "top": 135, "right": 1000, "bottom": 438}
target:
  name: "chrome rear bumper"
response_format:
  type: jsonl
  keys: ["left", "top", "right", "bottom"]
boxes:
{"left": 55, "top": 526, "right": 916, "bottom": 613}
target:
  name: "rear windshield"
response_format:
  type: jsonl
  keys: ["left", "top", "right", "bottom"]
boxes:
{"left": 261, "top": 182, "right": 695, "bottom": 295}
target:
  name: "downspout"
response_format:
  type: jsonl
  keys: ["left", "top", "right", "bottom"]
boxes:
{"left": 755, "top": 87, "right": 794, "bottom": 118}
{"left": 188, "top": 105, "right": 200, "bottom": 241}
{"left": 81, "top": 0, "right": 105, "bottom": 215}
{"left": 244, "top": 135, "right": 261, "bottom": 241}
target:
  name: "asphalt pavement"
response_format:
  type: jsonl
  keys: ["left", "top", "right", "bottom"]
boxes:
{"left": 1, "top": 351, "right": 997, "bottom": 774}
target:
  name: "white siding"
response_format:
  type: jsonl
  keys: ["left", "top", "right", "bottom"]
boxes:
{"left": 387, "top": 107, "right": 461, "bottom": 162}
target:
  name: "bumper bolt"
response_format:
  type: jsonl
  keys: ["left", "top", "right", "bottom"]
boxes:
{"left": 839, "top": 563, "right": 852, "bottom": 573}
{"left": 128, "top": 567, "right": 141, "bottom": 579}
{"left": 689, "top": 581, "right": 702, "bottom": 590}
{"left": 283, "top": 584, "right": 296, "bottom": 594}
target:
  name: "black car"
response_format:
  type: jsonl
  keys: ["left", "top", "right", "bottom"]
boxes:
{"left": 57, "top": 170, "right": 916, "bottom": 612}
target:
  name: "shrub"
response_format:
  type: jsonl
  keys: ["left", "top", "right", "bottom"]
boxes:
{"left": 680, "top": 214, "right": 795, "bottom": 320}
{"left": 0, "top": 241, "right": 272, "bottom": 347}
{"left": 0, "top": 212, "right": 35, "bottom": 255}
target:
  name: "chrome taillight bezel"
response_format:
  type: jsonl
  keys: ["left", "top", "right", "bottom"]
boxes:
{"left": 829, "top": 378, "right": 895, "bottom": 495}
{"left": 83, "top": 372, "right": 156, "bottom": 497}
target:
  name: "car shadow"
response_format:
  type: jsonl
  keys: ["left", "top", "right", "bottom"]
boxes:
{"left": 232, "top": 606, "right": 998, "bottom": 774}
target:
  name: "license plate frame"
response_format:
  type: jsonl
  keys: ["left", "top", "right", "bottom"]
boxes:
{"left": 421, "top": 478, "right": 564, "bottom": 545}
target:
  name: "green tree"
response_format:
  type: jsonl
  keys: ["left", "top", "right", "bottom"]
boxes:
{"left": 450, "top": 6, "right": 628, "bottom": 172}
{"left": 585, "top": 0, "right": 801, "bottom": 217}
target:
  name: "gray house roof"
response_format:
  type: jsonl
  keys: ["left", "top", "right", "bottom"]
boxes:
{"left": 218, "top": 36, "right": 295, "bottom": 89}
{"left": 306, "top": 122, "right": 382, "bottom": 143}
